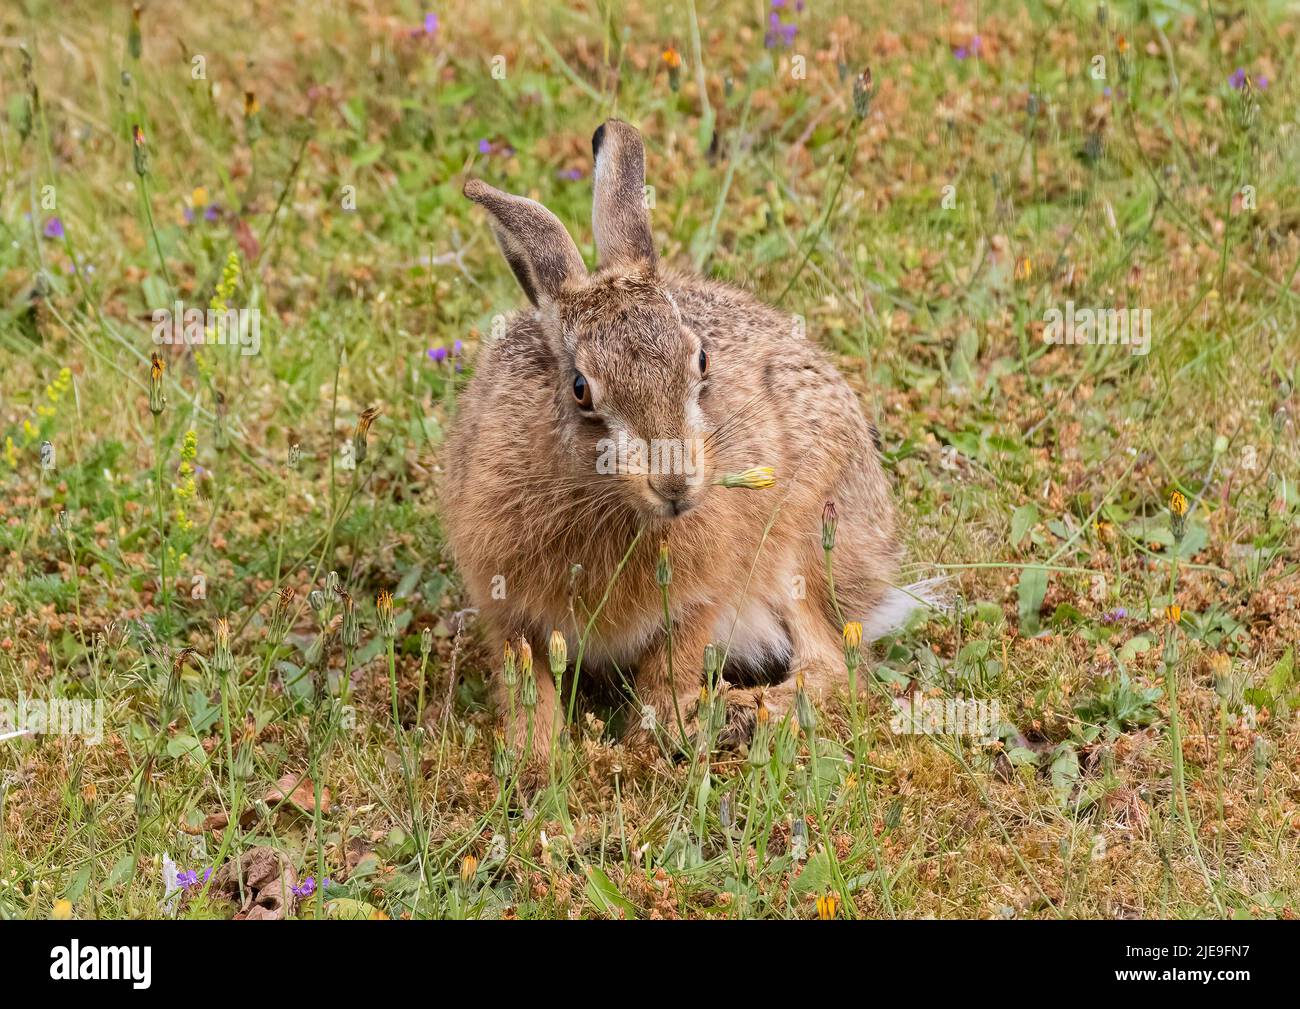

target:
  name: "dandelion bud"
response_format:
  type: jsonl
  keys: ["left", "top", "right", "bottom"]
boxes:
{"left": 842, "top": 621, "right": 863, "bottom": 672}
{"left": 716, "top": 466, "right": 776, "bottom": 490}
{"left": 519, "top": 638, "right": 533, "bottom": 678}
{"left": 326, "top": 570, "right": 341, "bottom": 601}
{"left": 244, "top": 90, "right": 262, "bottom": 144}
{"left": 1169, "top": 490, "right": 1188, "bottom": 542}
{"left": 131, "top": 124, "right": 148, "bottom": 177}
{"left": 127, "top": 4, "right": 142, "bottom": 60}
{"left": 1165, "top": 604, "right": 1182, "bottom": 625}
{"left": 353, "top": 406, "right": 380, "bottom": 464}
{"left": 213, "top": 618, "right": 233, "bottom": 676}
{"left": 234, "top": 740, "right": 254, "bottom": 781}
{"left": 148, "top": 352, "right": 165, "bottom": 414}
{"left": 492, "top": 731, "right": 512, "bottom": 781}
{"left": 816, "top": 894, "right": 839, "bottom": 920}
{"left": 795, "top": 673, "right": 816, "bottom": 734}
{"left": 502, "top": 641, "right": 518, "bottom": 689}
{"left": 548, "top": 630, "right": 567, "bottom": 686}
{"left": 420, "top": 627, "right": 434, "bottom": 660}
{"left": 375, "top": 590, "right": 395, "bottom": 640}
{"left": 703, "top": 642, "right": 719, "bottom": 679}
{"left": 852, "top": 68, "right": 874, "bottom": 120}
{"left": 459, "top": 854, "right": 478, "bottom": 886}
{"left": 656, "top": 542, "right": 672, "bottom": 587}
{"left": 339, "top": 590, "right": 358, "bottom": 650}
{"left": 287, "top": 442, "right": 302, "bottom": 470}
{"left": 270, "top": 586, "right": 294, "bottom": 641}
{"left": 821, "top": 500, "right": 838, "bottom": 552}
{"left": 521, "top": 666, "right": 538, "bottom": 710}
{"left": 57, "top": 509, "right": 71, "bottom": 534}
{"left": 307, "top": 589, "right": 326, "bottom": 614}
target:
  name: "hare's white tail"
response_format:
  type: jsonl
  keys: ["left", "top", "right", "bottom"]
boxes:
{"left": 863, "top": 577, "right": 951, "bottom": 641}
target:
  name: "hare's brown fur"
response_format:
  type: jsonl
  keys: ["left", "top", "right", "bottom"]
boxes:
{"left": 444, "top": 120, "right": 904, "bottom": 759}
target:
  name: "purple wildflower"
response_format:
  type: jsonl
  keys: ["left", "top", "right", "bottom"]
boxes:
{"left": 292, "top": 877, "right": 316, "bottom": 899}
{"left": 477, "top": 139, "right": 492, "bottom": 155}
{"left": 423, "top": 12, "right": 439, "bottom": 35}
{"left": 765, "top": 12, "right": 797, "bottom": 48}
{"left": 176, "top": 869, "right": 199, "bottom": 889}
{"left": 1256, "top": 75, "right": 1269, "bottom": 90}
{"left": 428, "top": 346, "right": 448, "bottom": 364}
{"left": 1101, "top": 607, "right": 1128, "bottom": 624}
{"left": 1229, "top": 67, "right": 1247, "bottom": 89}
{"left": 43, "top": 217, "right": 65, "bottom": 240}
{"left": 452, "top": 339, "right": 464, "bottom": 356}
{"left": 955, "top": 36, "right": 982, "bottom": 61}
{"left": 203, "top": 204, "right": 221, "bottom": 222}
{"left": 557, "top": 167, "right": 583, "bottom": 181}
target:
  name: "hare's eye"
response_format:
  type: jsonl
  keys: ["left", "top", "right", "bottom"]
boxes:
{"left": 698, "top": 349, "right": 709, "bottom": 377}
{"left": 573, "top": 372, "right": 593, "bottom": 409}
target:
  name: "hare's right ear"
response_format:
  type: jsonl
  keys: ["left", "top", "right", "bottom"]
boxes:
{"left": 463, "top": 179, "right": 587, "bottom": 306}
{"left": 591, "top": 119, "right": 656, "bottom": 270}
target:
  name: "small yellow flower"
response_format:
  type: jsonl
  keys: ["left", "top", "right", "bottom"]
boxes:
{"left": 1169, "top": 490, "right": 1188, "bottom": 517}
{"left": 1014, "top": 256, "right": 1033, "bottom": 281}
{"left": 1165, "top": 604, "right": 1182, "bottom": 624}
{"left": 661, "top": 47, "right": 682, "bottom": 69}
{"left": 244, "top": 90, "right": 259, "bottom": 117}
{"left": 717, "top": 466, "right": 776, "bottom": 490}
{"left": 842, "top": 622, "right": 863, "bottom": 650}
{"left": 51, "top": 899, "right": 73, "bottom": 920}
{"left": 190, "top": 186, "right": 209, "bottom": 208}
{"left": 459, "top": 854, "right": 478, "bottom": 885}
{"left": 816, "top": 894, "right": 839, "bottom": 920}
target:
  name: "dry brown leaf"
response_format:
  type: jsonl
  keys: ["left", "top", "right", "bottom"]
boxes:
{"left": 209, "top": 847, "right": 297, "bottom": 921}
{"left": 266, "top": 773, "right": 331, "bottom": 814}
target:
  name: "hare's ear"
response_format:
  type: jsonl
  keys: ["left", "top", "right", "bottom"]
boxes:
{"left": 463, "top": 179, "right": 587, "bottom": 306}
{"left": 591, "top": 119, "right": 656, "bottom": 270}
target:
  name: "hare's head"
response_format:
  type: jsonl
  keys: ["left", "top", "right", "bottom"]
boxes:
{"left": 465, "top": 120, "right": 713, "bottom": 521}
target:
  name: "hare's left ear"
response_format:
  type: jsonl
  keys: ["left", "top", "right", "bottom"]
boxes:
{"left": 591, "top": 119, "right": 656, "bottom": 271}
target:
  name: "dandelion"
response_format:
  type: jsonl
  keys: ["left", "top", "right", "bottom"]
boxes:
{"left": 716, "top": 466, "right": 776, "bottom": 490}
{"left": 148, "top": 352, "right": 166, "bottom": 415}
{"left": 842, "top": 621, "right": 863, "bottom": 672}
{"left": 1169, "top": 489, "right": 1188, "bottom": 542}
{"left": 1014, "top": 256, "right": 1033, "bottom": 281}
{"left": 492, "top": 731, "right": 512, "bottom": 780}
{"left": 816, "top": 893, "right": 839, "bottom": 919}
{"left": 213, "top": 617, "right": 233, "bottom": 675}
{"left": 353, "top": 406, "right": 380, "bottom": 464}
{"left": 1165, "top": 604, "right": 1182, "bottom": 625}
{"left": 662, "top": 46, "right": 682, "bottom": 91}
{"left": 244, "top": 90, "right": 262, "bottom": 143}
{"left": 340, "top": 590, "right": 359, "bottom": 649}
{"left": 794, "top": 672, "right": 816, "bottom": 734}
{"left": 519, "top": 639, "right": 537, "bottom": 709}
{"left": 376, "top": 589, "right": 395, "bottom": 640}
{"left": 502, "top": 640, "right": 519, "bottom": 689}
{"left": 852, "top": 68, "right": 875, "bottom": 119}
{"left": 51, "top": 898, "right": 73, "bottom": 920}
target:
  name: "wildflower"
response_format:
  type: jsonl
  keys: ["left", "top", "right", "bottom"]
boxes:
{"left": 764, "top": 10, "right": 798, "bottom": 48}
{"left": 816, "top": 893, "right": 839, "bottom": 920}
{"left": 954, "top": 35, "right": 982, "bottom": 61}
{"left": 822, "top": 500, "right": 838, "bottom": 551}
{"left": 423, "top": 12, "right": 439, "bottom": 36}
{"left": 492, "top": 731, "right": 512, "bottom": 780}
{"left": 376, "top": 589, "right": 395, "bottom": 640}
{"left": 42, "top": 216, "right": 64, "bottom": 240}
{"left": 1014, "top": 256, "right": 1033, "bottom": 281}
{"left": 3, "top": 437, "right": 17, "bottom": 468}
{"left": 132, "top": 124, "right": 148, "bottom": 176}
{"left": 557, "top": 167, "right": 583, "bottom": 181}
{"left": 1164, "top": 604, "right": 1182, "bottom": 625}
{"left": 308, "top": 589, "right": 326, "bottom": 614}
{"left": 176, "top": 869, "right": 199, "bottom": 889}
{"left": 478, "top": 138, "right": 493, "bottom": 155}
{"left": 842, "top": 621, "right": 863, "bottom": 672}
{"left": 420, "top": 626, "right": 434, "bottom": 661}
{"left": 519, "top": 639, "right": 537, "bottom": 708}
{"left": 288, "top": 443, "right": 302, "bottom": 469}
{"left": 459, "top": 854, "right": 478, "bottom": 885}
{"left": 548, "top": 629, "right": 567, "bottom": 686}
{"left": 353, "top": 406, "right": 380, "bottom": 464}
{"left": 51, "top": 898, "right": 73, "bottom": 920}
{"left": 656, "top": 541, "right": 672, "bottom": 587}
{"left": 428, "top": 346, "right": 448, "bottom": 363}
{"left": 36, "top": 367, "right": 72, "bottom": 419}
{"left": 244, "top": 90, "right": 261, "bottom": 144}
{"left": 1228, "top": 68, "right": 1247, "bottom": 90}
{"left": 717, "top": 466, "right": 776, "bottom": 490}
{"left": 794, "top": 672, "right": 816, "bottom": 734}
{"left": 1169, "top": 490, "right": 1188, "bottom": 516}
{"left": 148, "top": 352, "right": 166, "bottom": 414}
{"left": 172, "top": 429, "right": 198, "bottom": 533}
{"left": 662, "top": 46, "right": 682, "bottom": 91}
{"left": 291, "top": 877, "right": 316, "bottom": 899}
{"left": 703, "top": 642, "right": 719, "bottom": 679}
{"left": 1101, "top": 607, "right": 1127, "bottom": 624}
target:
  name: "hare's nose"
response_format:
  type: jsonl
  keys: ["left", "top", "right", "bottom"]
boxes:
{"left": 649, "top": 473, "right": 690, "bottom": 510}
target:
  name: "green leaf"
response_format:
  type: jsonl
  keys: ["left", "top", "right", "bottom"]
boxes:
{"left": 585, "top": 865, "right": 638, "bottom": 918}
{"left": 1266, "top": 648, "right": 1294, "bottom": 698}
{"left": 105, "top": 854, "right": 135, "bottom": 889}
{"left": 1010, "top": 504, "right": 1039, "bottom": 548}
{"left": 1017, "top": 566, "right": 1048, "bottom": 635}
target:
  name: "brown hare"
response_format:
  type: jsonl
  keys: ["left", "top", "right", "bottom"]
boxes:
{"left": 443, "top": 119, "right": 937, "bottom": 761}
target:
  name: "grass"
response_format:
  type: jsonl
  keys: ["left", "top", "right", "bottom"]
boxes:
{"left": 0, "top": 0, "right": 1298, "bottom": 920}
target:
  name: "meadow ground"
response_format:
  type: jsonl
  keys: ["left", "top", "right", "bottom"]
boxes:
{"left": 0, "top": 0, "right": 1298, "bottom": 920}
